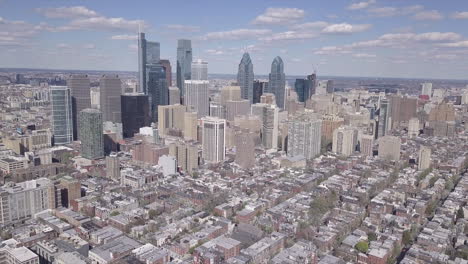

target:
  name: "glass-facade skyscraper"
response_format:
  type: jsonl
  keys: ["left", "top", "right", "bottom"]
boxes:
{"left": 138, "top": 32, "right": 147, "bottom": 94}
{"left": 79, "top": 108, "right": 104, "bottom": 160}
{"left": 146, "top": 41, "right": 160, "bottom": 64}
{"left": 121, "top": 93, "right": 150, "bottom": 138}
{"left": 50, "top": 86, "right": 73, "bottom": 145}
{"left": 191, "top": 59, "right": 208, "bottom": 80}
{"left": 268, "top": 56, "right": 286, "bottom": 109}
{"left": 100, "top": 74, "right": 122, "bottom": 123}
{"left": 176, "top": 39, "right": 192, "bottom": 97}
{"left": 294, "top": 73, "right": 316, "bottom": 103}
{"left": 68, "top": 74, "right": 90, "bottom": 140}
{"left": 147, "top": 63, "right": 168, "bottom": 122}
{"left": 237, "top": 53, "right": 254, "bottom": 104}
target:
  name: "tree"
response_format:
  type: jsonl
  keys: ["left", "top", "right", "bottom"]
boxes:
{"left": 367, "top": 232, "right": 377, "bottom": 242}
{"left": 110, "top": 211, "right": 120, "bottom": 216}
{"left": 457, "top": 207, "right": 465, "bottom": 221}
{"left": 148, "top": 209, "right": 159, "bottom": 220}
{"left": 402, "top": 230, "right": 412, "bottom": 245}
{"left": 355, "top": 241, "right": 369, "bottom": 253}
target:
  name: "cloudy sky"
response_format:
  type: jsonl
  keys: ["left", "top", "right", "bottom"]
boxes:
{"left": 2, "top": 0, "right": 468, "bottom": 79}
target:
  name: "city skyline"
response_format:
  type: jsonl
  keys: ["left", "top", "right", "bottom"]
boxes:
{"left": 1, "top": 0, "right": 468, "bottom": 79}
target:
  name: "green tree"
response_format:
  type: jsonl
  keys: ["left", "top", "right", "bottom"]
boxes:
{"left": 355, "top": 241, "right": 369, "bottom": 253}
{"left": 457, "top": 207, "right": 465, "bottom": 221}
{"left": 402, "top": 230, "right": 412, "bottom": 245}
{"left": 110, "top": 211, "right": 120, "bottom": 216}
{"left": 367, "top": 232, "right": 377, "bottom": 242}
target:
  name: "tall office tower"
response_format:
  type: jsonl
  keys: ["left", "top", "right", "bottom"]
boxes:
{"left": 287, "top": 113, "right": 322, "bottom": 159}
{"left": 90, "top": 87, "right": 100, "bottom": 109}
{"left": 237, "top": 52, "right": 254, "bottom": 104}
{"left": 253, "top": 80, "right": 266, "bottom": 104}
{"left": 158, "top": 104, "right": 186, "bottom": 136}
{"left": 377, "top": 98, "right": 390, "bottom": 139}
{"left": 294, "top": 73, "right": 316, "bottom": 103}
{"left": 106, "top": 154, "right": 120, "bottom": 180}
{"left": 360, "top": 134, "right": 374, "bottom": 157}
{"left": 332, "top": 126, "right": 356, "bottom": 157}
{"left": 268, "top": 56, "right": 286, "bottom": 109}
{"left": 50, "top": 86, "right": 73, "bottom": 145}
{"left": 235, "top": 129, "right": 255, "bottom": 169}
{"left": 260, "top": 93, "right": 276, "bottom": 106}
{"left": 220, "top": 86, "right": 242, "bottom": 105}
{"left": 147, "top": 63, "right": 168, "bottom": 121}
{"left": 225, "top": 99, "right": 250, "bottom": 121}
{"left": 160, "top": 59, "right": 172, "bottom": 87}
{"left": 321, "top": 114, "right": 344, "bottom": 143}
{"left": 177, "top": 39, "right": 192, "bottom": 96}
{"left": 418, "top": 146, "right": 431, "bottom": 171}
{"left": 121, "top": 93, "right": 150, "bottom": 138}
{"left": 378, "top": 136, "right": 401, "bottom": 161}
{"left": 389, "top": 95, "right": 417, "bottom": 128}
{"left": 170, "top": 141, "right": 199, "bottom": 173}
{"left": 169, "top": 86, "right": 180, "bottom": 105}
{"left": 262, "top": 104, "right": 279, "bottom": 150}
{"left": 408, "top": 118, "right": 420, "bottom": 138}
{"left": 191, "top": 59, "right": 208, "bottom": 80}
{"left": 138, "top": 32, "right": 147, "bottom": 93}
{"left": 58, "top": 176, "right": 81, "bottom": 208}
{"left": 100, "top": 74, "right": 122, "bottom": 123}
{"left": 210, "top": 102, "right": 226, "bottom": 119}
{"left": 462, "top": 88, "right": 468, "bottom": 104}
{"left": 184, "top": 112, "right": 198, "bottom": 141}
{"left": 428, "top": 102, "right": 456, "bottom": 121}
{"left": 146, "top": 41, "right": 160, "bottom": 64}
{"left": 78, "top": 109, "right": 104, "bottom": 160}
{"left": 184, "top": 80, "right": 209, "bottom": 118}
{"left": 68, "top": 74, "right": 91, "bottom": 140}
{"left": 316, "top": 80, "right": 334, "bottom": 95}
{"left": 0, "top": 178, "right": 54, "bottom": 225}
{"left": 201, "top": 117, "right": 226, "bottom": 163}
{"left": 421, "top": 82, "right": 433, "bottom": 98}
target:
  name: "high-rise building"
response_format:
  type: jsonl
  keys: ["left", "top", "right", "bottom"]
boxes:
{"left": 287, "top": 113, "right": 322, "bottom": 159}
{"left": 158, "top": 104, "right": 186, "bottom": 136}
{"left": 418, "top": 146, "right": 431, "bottom": 171}
{"left": 90, "top": 87, "right": 100, "bottom": 109}
{"left": 268, "top": 56, "right": 286, "bottom": 109}
{"left": 68, "top": 74, "right": 91, "bottom": 140}
{"left": 294, "top": 73, "right": 316, "bottom": 103}
{"left": 235, "top": 129, "right": 255, "bottom": 169}
{"left": 146, "top": 41, "right": 160, "bottom": 64}
{"left": 100, "top": 74, "right": 122, "bottom": 123}
{"left": 316, "top": 80, "right": 333, "bottom": 95}
{"left": 225, "top": 99, "right": 250, "bottom": 121}
{"left": 209, "top": 102, "right": 226, "bottom": 119}
{"left": 50, "top": 86, "right": 73, "bottom": 145}
{"left": 169, "top": 86, "right": 180, "bottom": 105}
{"left": 237, "top": 53, "right": 254, "bottom": 104}
{"left": 147, "top": 63, "right": 168, "bottom": 122}
{"left": 408, "top": 118, "right": 420, "bottom": 138}
{"left": 421, "top": 82, "right": 433, "bottom": 98}
{"left": 389, "top": 95, "right": 417, "bottom": 128}
{"left": 378, "top": 136, "right": 401, "bottom": 161}
{"left": 138, "top": 32, "right": 147, "bottom": 93}
{"left": 191, "top": 59, "right": 208, "bottom": 80}
{"left": 201, "top": 117, "right": 226, "bottom": 163}
{"left": 262, "top": 104, "right": 279, "bottom": 150}
{"left": 184, "top": 112, "right": 198, "bottom": 141}
{"left": 253, "top": 80, "right": 266, "bottom": 104}
{"left": 360, "top": 134, "right": 374, "bottom": 157}
{"left": 321, "top": 114, "right": 344, "bottom": 143}
{"left": 79, "top": 109, "right": 104, "bottom": 160}
{"left": 177, "top": 39, "right": 192, "bottom": 96}
{"left": 184, "top": 80, "right": 209, "bottom": 118}
{"left": 220, "top": 86, "right": 242, "bottom": 106}
{"left": 332, "top": 126, "right": 356, "bottom": 157}
{"left": 121, "top": 93, "right": 150, "bottom": 138}
{"left": 160, "top": 59, "right": 172, "bottom": 87}
{"left": 260, "top": 93, "right": 276, "bottom": 105}
{"left": 169, "top": 141, "right": 199, "bottom": 173}
{"left": 106, "top": 154, "right": 120, "bottom": 180}
{"left": 376, "top": 98, "right": 390, "bottom": 139}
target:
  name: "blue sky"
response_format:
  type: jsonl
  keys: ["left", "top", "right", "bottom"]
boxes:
{"left": 2, "top": 0, "right": 468, "bottom": 79}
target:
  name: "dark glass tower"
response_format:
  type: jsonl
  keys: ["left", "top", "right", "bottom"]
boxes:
{"left": 121, "top": 94, "right": 150, "bottom": 138}
{"left": 138, "top": 32, "right": 147, "bottom": 93}
{"left": 237, "top": 53, "right": 254, "bottom": 104}
{"left": 268, "top": 56, "right": 286, "bottom": 109}
{"left": 68, "top": 74, "right": 90, "bottom": 140}
{"left": 294, "top": 73, "right": 316, "bottom": 103}
{"left": 176, "top": 39, "right": 192, "bottom": 97}
{"left": 253, "top": 80, "right": 266, "bottom": 104}
{"left": 147, "top": 63, "right": 168, "bottom": 122}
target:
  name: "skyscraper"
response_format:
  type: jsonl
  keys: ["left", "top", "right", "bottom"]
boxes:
{"left": 158, "top": 104, "right": 186, "bottom": 136}
{"left": 191, "top": 59, "right": 208, "bottom": 80}
{"left": 389, "top": 95, "right": 417, "bottom": 128}
{"left": 408, "top": 117, "right": 420, "bottom": 138}
{"left": 294, "top": 73, "right": 316, "bottom": 103}
{"left": 235, "top": 129, "right": 255, "bottom": 169}
{"left": 184, "top": 112, "right": 198, "bottom": 141}
{"left": 50, "top": 86, "right": 73, "bottom": 145}
{"left": 262, "top": 104, "right": 279, "bottom": 150}
{"left": 316, "top": 80, "right": 333, "bottom": 95}
{"left": 332, "top": 126, "right": 356, "bottom": 157}
{"left": 220, "top": 86, "right": 242, "bottom": 106}
{"left": 100, "top": 74, "right": 122, "bottom": 123}
{"left": 79, "top": 108, "right": 104, "bottom": 160}
{"left": 225, "top": 99, "right": 250, "bottom": 121}
{"left": 147, "top": 63, "right": 168, "bottom": 121}
{"left": 121, "top": 93, "right": 150, "bottom": 138}
{"left": 378, "top": 136, "right": 401, "bottom": 161}
{"left": 376, "top": 98, "right": 390, "bottom": 139}
{"left": 237, "top": 53, "right": 254, "bottom": 104}
{"left": 146, "top": 41, "right": 160, "bottom": 64}
{"left": 177, "top": 39, "right": 192, "bottom": 96}
{"left": 106, "top": 154, "right": 120, "bottom": 180}
{"left": 418, "top": 146, "right": 431, "bottom": 171}
{"left": 201, "top": 117, "right": 226, "bottom": 163}
{"left": 268, "top": 56, "right": 286, "bottom": 109}
{"left": 160, "top": 59, "right": 172, "bottom": 87}
{"left": 287, "top": 113, "right": 322, "bottom": 159}
{"left": 68, "top": 74, "right": 90, "bottom": 140}
{"left": 138, "top": 32, "right": 147, "bottom": 93}
{"left": 184, "top": 80, "right": 209, "bottom": 118}
{"left": 421, "top": 82, "right": 433, "bottom": 98}
{"left": 169, "top": 86, "right": 180, "bottom": 105}
{"left": 360, "top": 134, "right": 374, "bottom": 157}
{"left": 253, "top": 80, "right": 266, "bottom": 104}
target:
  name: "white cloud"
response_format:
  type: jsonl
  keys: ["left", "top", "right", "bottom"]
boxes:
{"left": 202, "top": 29, "right": 271, "bottom": 40}
{"left": 260, "top": 31, "right": 316, "bottom": 41}
{"left": 347, "top": 0, "right": 376, "bottom": 10}
{"left": 57, "top": 43, "right": 71, "bottom": 49}
{"left": 291, "top": 21, "right": 329, "bottom": 30}
{"left": 166, "top": 24, "right": 200, "bottom": 32}
{"left": 451, "top": 12, "right": 468, "bottom": 19}
{"left": 0, "top": 18, "right": 42, "bottom": 46}
{"left": 413, "top": 32, "right": 461, "bottom": 42}
{"left": 58, "top": 16, "right": 145, "bottom": 32}
{"left": 412, "top": 10, "right": 443, "bottom": 21}
{"left": 111, "top": 34, "right": 138, "bottom": 40}
{"left": 368, "top": 5, "right": 423, "bottom": 17}
{"left": 35, "top": 6, "right": 98, "bottom": 18}
{"left": 322, "top": 23, "right": 372, "bottom": 34}
{"left": 314, "top": 46, "right": 351, "bottom": 55}
{"left": 252, "top": 7, "right": 305, "bottom": 25}
{"left": 83, "top": 44, "right": 95, "bottom": 49}
{"left": 438, "top": 41, "right": 468, "bottom": 48}
{"left": 205, "top": 49, "right": 224, "bottom": 55}
{"left": 353, "top": 53, "right": 377, "bottom": 58}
